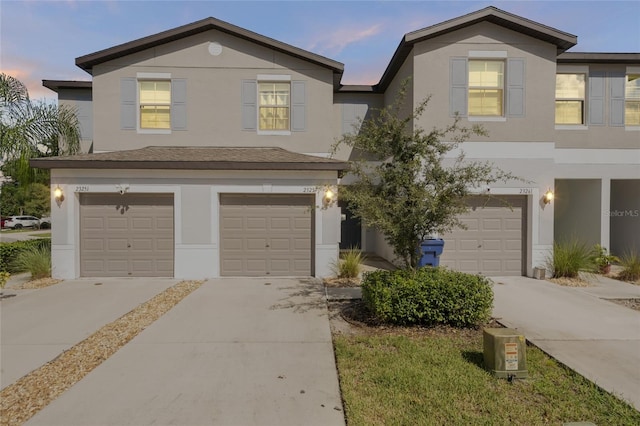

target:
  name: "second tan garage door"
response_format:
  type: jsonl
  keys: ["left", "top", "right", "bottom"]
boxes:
{"left": 220, "top": 194, "right": 313, "bottom": 276}
{"left": 439, "top": 196, "right": 526, "bottom": 276}
{"left": 80, "top": 193, "right": 174, "bottom": 277}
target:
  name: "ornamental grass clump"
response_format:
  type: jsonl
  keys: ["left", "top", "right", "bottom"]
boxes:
{"left": 618, "top": 249, "right": 640, "bottom": 282}
{"left": 11, "top": 244, "right": 51, "bottom": 279}
{"left": 547, "top": 240, "right": 596, "bottom": 278}
{"left": 361, "top": 267, "right": 493, "bottom": 327}
{"left": 333, "top": 248, "right": 366, "bottom": 279}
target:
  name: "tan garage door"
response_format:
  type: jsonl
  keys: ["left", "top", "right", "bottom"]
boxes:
{"left": 80, "top": 193, "right": 174, "bottom": 277}
{"left": 439, "top": 196, "right": 526, "bottom": 276}
{"left": 220, "top": 194, "right": 313, "bottom": 276}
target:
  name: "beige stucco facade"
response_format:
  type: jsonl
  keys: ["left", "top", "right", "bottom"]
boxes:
{"left": 41, "top": 7, "right": 639, "bottom": 278}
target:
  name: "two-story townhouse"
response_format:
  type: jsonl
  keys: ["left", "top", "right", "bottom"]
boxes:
{"left": 35, "top": 6, "right": 639, "bottom": 280}
{"left": 35, "top": 18, "right": 348, "bottom": 279}
{"left": 335, "top": 7, "right": 639, "bottom": 277}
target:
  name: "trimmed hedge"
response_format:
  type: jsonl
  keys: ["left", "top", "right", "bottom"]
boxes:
{"left": 0, "top": 239, "right": 51, "bottom": 272}
{"left": 361, "top": 267, "right": 493, "bottom": 327}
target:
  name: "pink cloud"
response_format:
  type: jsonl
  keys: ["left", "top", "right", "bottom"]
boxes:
{"left": 307, "top": 23, "right": 383, "bottom": 55}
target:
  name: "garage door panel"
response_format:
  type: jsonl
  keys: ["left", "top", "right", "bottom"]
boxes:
{"left": 270, "top": 238, "right": 291, "bottom": 251}
{"left": 80, "top": 193, "right": 174, "bottom": 277}
{"left": 459, "top": 239, "right": 480, "bottom": 251}
{"left": 131, "top": 217, "right": 153, "bottom": 230}
{"left": 220, "top": 194, "right": 313, "bottom": 276}
{"left": 294, "top": 238, "right": 311, "bottom": 250}
{"left": 483, "top": 240, "right": 501, "bottom": 251}
{"left": 247, "top": 238, "right": 268, "bottom": 250}
{"left": 222, "top": 238, "right": 243, "bottom": 251}
{"left": 247, "top": 218, "right": 267, "bottom": 230}
{"left": 246, "top": 259, "right": 268, "bottom": 273}
{"left": 440, "top": 196, "right": 525, "bottom": 276}
{"left": 482, "top": 218, "right": 501, "bottom": 230}
{"left": 270, "top": 217, "right": 292, "bottom": 230}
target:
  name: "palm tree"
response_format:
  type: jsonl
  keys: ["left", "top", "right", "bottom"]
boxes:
{"left": 0, "top": 73, "right": 81, "bottom": 184}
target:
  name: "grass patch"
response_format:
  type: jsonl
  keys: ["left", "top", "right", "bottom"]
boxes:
{"left": 332, "top": 248, "right": 365, "bottom": 279}
{"left": 334, "top": 332, "right": 639, "bottom": 425}
{"left": 10, "top": 244, "right": 51, "bottom": 279}
{"left": 547, "top": 239, "right": 596, "bottom": 278}
{"left": 618, "top": 250, "right": 640, "bottom": 283}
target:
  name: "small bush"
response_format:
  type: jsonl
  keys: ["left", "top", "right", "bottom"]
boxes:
{"left": 10, "top": 244, "right": 51, "bottom": 279}
{"left": 0, "top": 239, "right": 51, "bottom": 272}
{"left": 547, "top": 240, "right": 596, "bottom": 278}
{"left": 361, "top": 267, "right": 493, "bottom": 327}
{"left": 618, "top": 250, "right": 640, "bottom": 282}
{"left": 332, "top": 248, "right": 365, "bottom": 279}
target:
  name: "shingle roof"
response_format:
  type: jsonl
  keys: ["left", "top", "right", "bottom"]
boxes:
{"left": 75, "top": 17, "right": 344, "bottom": 76}
{"left": 377, "top": 6, "right": 578, "bottom": 92}
{"left": 557, "top": 52, "right": 640, "bottom": 64}
{"left": 30, "top": 146, "right": 348, "bottom": 172}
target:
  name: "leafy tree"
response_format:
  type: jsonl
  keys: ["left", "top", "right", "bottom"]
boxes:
{"left": 0, "top": 182, "right": 50, "bottom": 217}
{"left": 0, "top": 73, "right": 80, "bottom": 184}
{"left": 333, "top": 81, "right": 517, "bottom": 269}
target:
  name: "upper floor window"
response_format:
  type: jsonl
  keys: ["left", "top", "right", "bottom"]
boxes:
{"left": 139, "top": 80, "right": 171, "bottom": 129}
{"left": 259, "top": 82, "right": 290, "bottom": 131}
{"left": 555, "top": 74, "right": 585, "bottom": 125}
{"left": 468, "top": 60, "right": 504, "bottom": 116}
{"left": 626, "top": 74, "right": 640, "bottom": 126}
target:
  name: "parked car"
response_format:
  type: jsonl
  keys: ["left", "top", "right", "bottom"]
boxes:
{"left": 39, "top": 216, "right": 51, "bottom": 229}
{"left": 0, "top": 217, "right": 8, "bottom": 229}
{"left": 3, "top": 216, "right": 41, "bottom": 229}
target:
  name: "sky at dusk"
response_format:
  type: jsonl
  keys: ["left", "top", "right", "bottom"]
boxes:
{"left": 1, "top": 0, "right": 639, "bottom": 100}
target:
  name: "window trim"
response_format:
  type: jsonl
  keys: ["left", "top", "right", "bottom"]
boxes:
{"left": 555, "top": 73, "right": 586, "bottom": 126}
{"left": 624, "top": 73, "right": 640, "bottom": 127}
{"left": 468, "top": 59, "right": 505, "bottom": 117}
{"left": 257, "top": 75, "right": 292, "bottom": 135}
{"left": 136, "top": 73, "right": 171, "bottom": 134}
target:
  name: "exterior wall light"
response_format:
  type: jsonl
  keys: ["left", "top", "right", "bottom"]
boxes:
{"left": 53, "top": 186, "right": 64, "bottom": 204}
{"left": 323, "top": 187, "right": 336, "bottom": 207}
{"left": 543, "top": 189, "right": 554, "bottom": 205}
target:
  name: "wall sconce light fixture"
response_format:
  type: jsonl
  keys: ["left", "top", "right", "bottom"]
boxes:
{"left": 323, "top": 187, "right": 336, "bottom": 206}
{"left": 53, "top": 186, "right": 64, "bottom": 203}
{"left": 543, "top": 189, "right": 554, "bottom": 205}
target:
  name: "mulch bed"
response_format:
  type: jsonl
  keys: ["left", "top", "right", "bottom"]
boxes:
{"left": 0, "top": 280, "right": 204, "bottom": 426}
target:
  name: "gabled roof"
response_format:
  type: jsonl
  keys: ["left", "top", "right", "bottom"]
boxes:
{"left": 378, "top": 6, "right": 578, "bottom": 91}
{"left": 42, "top": 80, "right": 92, "bottom": 93}
{"left": 30, "top": 146, "right": 348, "bottom": 172}
{"left": 75, "top": 17, "right": 344, "bottom": 77}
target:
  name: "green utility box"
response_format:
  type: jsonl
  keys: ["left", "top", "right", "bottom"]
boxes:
{"left": 483, "top": 328, "right": 528, "bottom": 379}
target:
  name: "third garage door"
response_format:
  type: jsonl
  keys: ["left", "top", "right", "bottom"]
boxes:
{"left": 438, "top": 196, "right": 526, "bottom": 276}
{"left": 220, "top": 194, "right": 313, "bottom": 276}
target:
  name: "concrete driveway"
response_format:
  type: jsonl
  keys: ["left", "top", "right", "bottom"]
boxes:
{"left": 16, "top": 278, "right": 344, "bottom": 426}
{"left": 491, "top": 275, "right": 640, "bottom": 410}
{"left": 1, "top": 277, "right": 178, "bottom": 389}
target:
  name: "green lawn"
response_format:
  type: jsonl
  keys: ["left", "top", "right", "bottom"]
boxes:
{"left": 334, "top": 332, "right": 640, "bottom": 425}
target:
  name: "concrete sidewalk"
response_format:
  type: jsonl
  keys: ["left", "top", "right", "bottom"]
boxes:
{"left": 26, "top": 278, "right": 345, "bottom": 426}
{"left": 1, "top": 277, "right": 178, "bottom": 389}
{"left": 491, "top": 275, "right": 640, "bottom": 410}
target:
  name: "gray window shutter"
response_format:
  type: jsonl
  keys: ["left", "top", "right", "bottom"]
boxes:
{"left": 241, "top": 80, "right": 257, "bottom": 130}
{"left": 291, "top": 81, "right": 306, "bottom": 132}
{"left": 342, "top": 103, "right": 368, "bottom": 135}
{"left": 121, "top": 78, "right": 136, "bottom": 130}
{"left": 610, "top": 72, "right": 625, "bottom": 126}
{"left": 506, "top": 58, "right": 525, "bottom": 117}
{"left": 588, "top": 72, "right": 605, "bottom": 126}
{"left": 171, "top": 79, "right": 187, "bottom": 130}
{"left": 450, "top": 58, "right": 468, "bottom": 117}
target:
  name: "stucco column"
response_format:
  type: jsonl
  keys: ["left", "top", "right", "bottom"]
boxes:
{"left": 600, "top": 178, "right": 611, "bottom": 250}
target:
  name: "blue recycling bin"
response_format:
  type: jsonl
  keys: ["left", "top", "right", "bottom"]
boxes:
{"left": 418, "top": 239, "right": 445, "bottom": 267}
